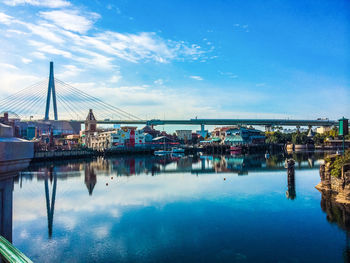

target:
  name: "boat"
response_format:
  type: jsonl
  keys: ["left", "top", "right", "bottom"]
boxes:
{"left": 172, "top": 147, "right": 185, "bottom": 153}
{"left": 154, "top": 150, "right": 172, "bottom": 155}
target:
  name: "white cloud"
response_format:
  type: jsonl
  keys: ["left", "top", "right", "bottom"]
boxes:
{"left": 56, "top": 64, "right": 83, "bottom": 78}
{"left": 109, "top": 75, "right": 121, "bottom": 83}
{"left": 21, "top": 58, "right": 32, "bottom": 64}
{"left": 0, "top": 71, "right": 40, "bottom": 98}
{"left": 0, "top": 63, "right": 18, "bottom": 70}
{"left": 39, "top": 10, "right": 100, "bottom": 34}
{"left": 219, "top": 71, "right": 238, "bottom": 79}
{"left": 6, "top": 29, "right": 28, "bottom": 35}
{"left": 154, "top": 79, "right": 164, "bottom": 85}
{"left": 3, "top": 0, "right": 71, "bottom": 8}
{"left": 28, "top": 40, "right": 72, "bottom": 58}
{"left": 21, "top": 21, "right": 65, "bottom": 43}
{"left": 0, "top": 12, "right": 14, "bottom": 25}
{"left": 189, "top": 75, "right": 203, "bottom": 81}
{"left": 30, "top": 51, "right": 46, "bottom": 60}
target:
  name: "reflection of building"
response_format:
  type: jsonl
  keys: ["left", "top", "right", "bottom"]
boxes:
{"left": 0, "top": 176, "right": 14, "bottom": 243}
{"left": 85, "top": 164, "right": 97, "bottom": 195}
{"left": 286, "top": 166, "right": 296, "bottom": 200}
{"left": 319, "top": 190, "right": 350, "bottom": 261}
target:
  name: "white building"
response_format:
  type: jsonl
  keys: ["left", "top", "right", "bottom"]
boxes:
{"left": 176, "top": 130, "right": 192, "bottom": 141}
{"left": 88, "top": 127, "right": 146, "bottom": 151}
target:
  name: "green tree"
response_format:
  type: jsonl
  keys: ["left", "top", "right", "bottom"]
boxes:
{"left": 265, "top": 131, "right": 292, "bottom": 144}
{"left": 313, "top": 133, "right": 326, "bottom": 145}
{"left": 292, "top": 132, "right": 308, "bottom": 144}
{"left": 327, "top": 150, "right": 350, "bottom": 177}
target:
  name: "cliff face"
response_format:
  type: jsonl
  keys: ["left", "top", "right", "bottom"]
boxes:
{"left": 316, "top": 155, "right": 350, "bottom": 204}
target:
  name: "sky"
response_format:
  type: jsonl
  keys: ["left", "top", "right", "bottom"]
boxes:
{"left": 0, "top": 0, "right": 349, "bottom": 122}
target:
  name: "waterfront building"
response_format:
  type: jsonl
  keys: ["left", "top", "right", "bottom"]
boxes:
{"left": 176, "top": 130, "right": 192, "bottom": 142}
{"left": 316, "top": 126, "right": 332, "bottom": 134}
{"left": 0, "top": 123, "right": 33, "bottom": 173}
{"left": 211, "top": 126, "right": 265, "bottom": 145}
{"left": 88, "top": 127, "right": 147, "bottom": 151}
{"left": 224, "top": 127, "right": 265, "bottom": 145}
{"left": 211, "top": 126, "right": 235, "bottom": 139}
{"left": 141, "top": 125, "right": 160, "bottom": 138}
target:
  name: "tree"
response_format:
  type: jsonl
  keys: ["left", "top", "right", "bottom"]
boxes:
{"left": 313, "top": 133, "right": 326, "bottom": 145}
{"left": 265, "top": 131, "right": 292, "bottom": 144}
{"left": 292, "top": 132, "right": 308, "bottom": 144}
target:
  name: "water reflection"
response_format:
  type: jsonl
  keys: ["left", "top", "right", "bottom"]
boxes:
{"left": 11, "top": 152, "right": 347, "bottom": 262}
{"left": 319, "top": 190, "right": 350, "bottom": 262}
{"left": 286, "top": 163, "right": 296, "bottom": 200}
{"left": 84, "top": 164, "right": 96, "bottom": 195}
{"left": 16, "top": 153, "right": 328, "bottom": 238}
{"left": 44, "top": 168, "right": 57, "bottom": 238}
{"left": 0, "top": 174, "right": 14, "bottom": 243}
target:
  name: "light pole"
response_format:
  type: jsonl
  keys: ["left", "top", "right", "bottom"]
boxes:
{"left": 339, "top": 117, "right": 348, "bottom": 155}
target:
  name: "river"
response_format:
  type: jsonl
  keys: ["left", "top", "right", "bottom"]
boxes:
{"left": 6, "top": 152, "right": 350, "bottom": 262}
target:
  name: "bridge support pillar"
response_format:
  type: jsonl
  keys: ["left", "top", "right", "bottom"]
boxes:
{"left": 198, "top": 124, "right": 208, "bottom": 138}
{"left": 44, "top": 61, "right": 58, "bottom": 121}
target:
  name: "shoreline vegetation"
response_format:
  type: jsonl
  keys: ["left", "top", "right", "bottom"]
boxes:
{"left": 316, "top": 150, "right": 350, "bottom": 204}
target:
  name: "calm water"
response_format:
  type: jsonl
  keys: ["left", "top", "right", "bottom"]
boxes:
{"left": 5, "top": 153, "right": 350, "bottom": 262}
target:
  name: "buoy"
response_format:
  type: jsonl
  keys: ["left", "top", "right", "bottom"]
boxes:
{"left": 106, "top": 183, "right": 108, "bottom": 186}
{"left": 111, "top": 177, "right": 113, "bottom": 179}
{"left": 224, "top": 178, "right": 226, "bottom": 180}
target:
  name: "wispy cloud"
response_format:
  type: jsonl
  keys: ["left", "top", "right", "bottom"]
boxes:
{"left": 28, "top": 40, "right": 72, "bottom": 58}
{"left": 0, "top": 62, "right": 18, "bottom": 70}
{"left": 0, "top": 12, "right": 13, "bottom": 24}
{"left": 21, "top": 57, "right": 32, "bottom": 64}
{"left": 39, "top": 10, "right": 100, "bottom": 34}
{"left": 219, "top": 71, "right": 238, "bottom": 79}
{"left": 0, "top": 9, "right": 208, "bottom": 68}
{"left": 3, "top": 0, "right": 71, "bottom": 8}
{"left": 233, "top": 23, "right": 249, "bottom": 32}
{"left": 189, "top": 75, "right": 203, "bottom": 81}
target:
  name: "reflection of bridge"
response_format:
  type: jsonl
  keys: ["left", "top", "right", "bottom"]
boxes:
{"left": 15, "top": 154, "right": 320, "bottom": 238}
{"left": 0, "top": 62, "right": 341, "bottom": 129}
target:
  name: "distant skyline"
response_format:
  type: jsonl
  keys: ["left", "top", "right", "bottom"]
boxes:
{"left": 0, "top": 0, "right": 349, "bottom": 120}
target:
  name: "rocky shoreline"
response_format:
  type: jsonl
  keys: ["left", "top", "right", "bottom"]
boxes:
{"left": 316, "top": 154, "right": 350, "bottom": 204}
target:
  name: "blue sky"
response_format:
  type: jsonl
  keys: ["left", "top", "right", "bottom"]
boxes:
{"left": 0, "top": 0, "right": 349, "bottom": 121}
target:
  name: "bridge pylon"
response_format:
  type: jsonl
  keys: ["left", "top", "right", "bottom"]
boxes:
{"left": 44, "top": 61, "right": 58, "bottom": 120}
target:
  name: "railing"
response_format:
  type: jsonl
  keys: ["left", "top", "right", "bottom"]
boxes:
{"left": 0, "top": 236, "right": 32, "bottom": 263}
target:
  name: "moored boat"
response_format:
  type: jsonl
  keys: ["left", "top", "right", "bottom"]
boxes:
{"left": 154, "top": 150, "right": 172, "bottom": 156}
{"left": 172, "top": 148, "right": 185, "bottom": 153}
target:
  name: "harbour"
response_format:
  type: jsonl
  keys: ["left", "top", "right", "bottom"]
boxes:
{"left": 2, "top": 152, "right": 347, "bottom": 262}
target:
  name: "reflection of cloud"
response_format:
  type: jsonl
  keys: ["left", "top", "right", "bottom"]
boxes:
{"left": 94, "top": 225, "right": 110, "bottom": 239}
{"left": 13, "top": 169, "right": 283, "bottom": 228}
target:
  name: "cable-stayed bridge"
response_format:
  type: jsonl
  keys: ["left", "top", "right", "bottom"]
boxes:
{"left": 0, "top": 62, "right": 340, "bottom": 128}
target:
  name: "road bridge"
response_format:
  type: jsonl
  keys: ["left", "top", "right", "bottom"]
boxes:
{"left": 0, "top": 62, "right": 343, "bottom": 131}
{"left": 79, "top": 118, "right": 338, "bottom": 127}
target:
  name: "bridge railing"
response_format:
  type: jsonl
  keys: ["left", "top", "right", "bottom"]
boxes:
{"left": 0, "top": 236, "right": 33, "bottom": 263}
